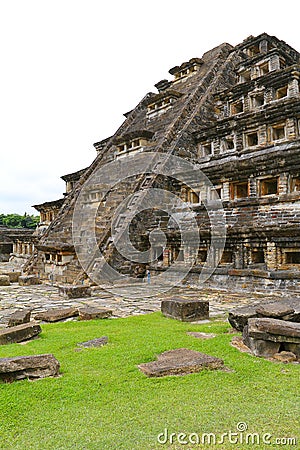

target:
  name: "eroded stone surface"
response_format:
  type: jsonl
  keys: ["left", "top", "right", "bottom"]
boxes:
{"left": 8, "top": 308, "right": 32, "bottom": 327}
{"left": 0, "top": 354, "right": 60, "bottom": 382}
{"left": 0, "top": 322, "right": 41, "bottom": 345}
{"left": 243, "top": 318, "right": 300, "bottom": 360}
{"left": 228, "top": 299, "right": 300, "bottom": 331}
{"left": 161, "top": 299, "right": 209, "bottom": 322}
{"left": 248, "top": 318, "right": 300, "bottom": 343}
{"left": 0, "top": 275, "right": 10, "bottom": 286}
{"left": 0, "top": 272, "right": 21, "bottom": 283}
{"left": 187, "top": 332, "right": 216, "bottom": 339}
{"left": 256, "top": 303, "right": 295, "bottom": 319}
{"left": 34, "top": 307, "right": 79, "bottom": 322}
{"left": 138, "top": 348, "right": 224, "bottom": 377}
{"left": 58, "top": 285, "right": 91, "bottom": 299}
{"left": 19, "top": 276, "right": 41, "bottom": 286}
{"left": 78, "top": 307, "right": 112, "bottom": 320}
{"left": 77, "top": 337, "right": 108, "bottom": 348}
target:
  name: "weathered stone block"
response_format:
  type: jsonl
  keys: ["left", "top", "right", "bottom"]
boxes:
{"left": 256, "top": 303, "right": 295, "bottom": 319}
{"left": 0, "top": 275, "right": 10, "bottom": 286}
{"left": 138, "top": 348, "right": 224, "bottom": 377}
{"left": 78, "top": 307, "right": 112, "bottom": 321}
{"left": 247, "top": 338, "right": 281, "bottom": 357}
{"left": 228, "top": 305, "right": 258, "bottom": 331}
{"left": 0, "top": 271, "right": 21, "bottom": 283}
{"left": 229, "top": 300, "right": 300, "bottom": 332}
{"left": 248, "top": 318, "right": 300, "bottom": 343}
{"left": 8, "top": 309, "right": 32, "bottom": 327}
{"left": 34, "top": 307, "right": 79, "bottom": 322}
{"left": 77, "top": 336, "right": 108, "bottom": 348}
{"left": 0, "top": 354, "right": 60, "bottom": 382}
{"left": 0, "top": 322, "right": 41, "bottom": 345}
{"left": 161, "top": 298, "right": 209, "bottom": 322}
{"left": 18, "top": 275, "right": 41, "bottom": 286}
{"left": 58, "top": 285, "right": 91, "bottom": 298}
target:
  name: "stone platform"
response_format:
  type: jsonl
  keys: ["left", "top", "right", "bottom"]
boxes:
{"left": 0, "top": 273, "right": 299, "bottom": 326}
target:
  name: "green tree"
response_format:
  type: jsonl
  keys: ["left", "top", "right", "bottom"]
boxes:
{"left": 0, "top": 213, "right": 40, "bottom": 229}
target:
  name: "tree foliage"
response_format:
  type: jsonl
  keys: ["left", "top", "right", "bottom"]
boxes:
{"left": 0, "top": 213, "right": 40, "bottom": 229}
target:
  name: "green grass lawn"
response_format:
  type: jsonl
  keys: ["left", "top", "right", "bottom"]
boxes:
{"left": 0, "top": 313, "right": 298, "bottom": 450}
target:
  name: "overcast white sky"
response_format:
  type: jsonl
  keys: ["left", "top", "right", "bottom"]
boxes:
{"left": 1, "top": 0, "right": 300, "bottom": 215}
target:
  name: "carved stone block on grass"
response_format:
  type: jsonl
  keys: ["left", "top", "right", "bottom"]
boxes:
{"left": 228, "top": 299, "right": 300, "bottom": 332}
{"left": 243, "top": 319, "right": 300, "bottom": 359}
{"left": 8, "top": 309, "right": 32, "bottom": 327}
{"left": 138, "top": 348, "right": 224, "bottom": 377}
{"left": 58, "top": 285, "right": 91, "bottom": 299}
{"left": 0, "top": 275, "right": 10, "bottom": 286}
{"left": 34, "top": 307, "right": 79, "bottom": 322}
{"left": 19, "top": 275, "right": 41, "bottom": 286}
{"left": 78, "top": 307, "right": 112, "bottom": 321}
{"left": 0, "top": 354, "right": 60, "bottom": 382}
{"left": 161, "top": 299, "right": 209, "bottom": 322}
{"left": 77, "top": 337, "right": 108, "bottom": 348}
{"left": 0, "top": 322, "right": 41, "bottom": 345}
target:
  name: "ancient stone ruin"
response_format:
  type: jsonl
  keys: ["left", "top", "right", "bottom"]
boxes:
{"left": 229, "top": 299, "right": 300, "bottom": 361}
{"left": 8, "top": 33, "right": 300, "bottom": 294}
{"left": 138, "top": 348, "right": 225, "bottom": 377}
{"left": 161, "top": 298, "right": 209, "bottom": 321}
{"left": 0, "top": 354, "right": 60, "bottom": 382}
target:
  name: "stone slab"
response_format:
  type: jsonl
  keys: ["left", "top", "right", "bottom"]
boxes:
{"left": 0, "top": 354, "right": 60, "bottom": 382}
{"left": 0, "top": 322, "right": 42, "bottom": 345}
{"left": 78, "top": 307, "right": 112, "bottom": 321}
{"left": 256, "top": 304, "right": 295, "bottom": 319}
{"left": 19, "top": 275, "right": 41, "bottom": 286}
{"left": 0, "top": 275, "right": 10, "bottom": 286}
{"left": 58, "top": 285, "right": 91, "bottom": 299}
{"left": 0, "top": 271, "right": 21, "bottom": 283}
{"left": 138, "top": 348, "right": 224, "bottom": 377}
{"left": 229, "top": 299, "right": 300, "bottom": 331}
{"left": 228, "top": 305, "right": 259, "bottom": 331}
{"left": 248, "top": 318, "right": 300, "bottom": 343}
{"left": 187, "top": 332, "right": 216, "bottom": 339}
{"left": 161, "top": 299, "right": 209, "bottom": 322}
{"left": 34, "top": 307, "right": 79, "bottom": 322}
{"left": 77, "top": 337, "right": 108, "bottom": 348}
{"left": 8, "top": 309, "right": 32, "bottom": 327}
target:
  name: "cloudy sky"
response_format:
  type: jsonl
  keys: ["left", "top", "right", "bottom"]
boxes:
{"left": 1, "top": 0, "right": 300, "bottom": 215}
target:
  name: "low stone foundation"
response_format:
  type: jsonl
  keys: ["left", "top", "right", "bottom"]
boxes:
{"left": 153, "top": 268, "right": 300, "bottom": 295}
